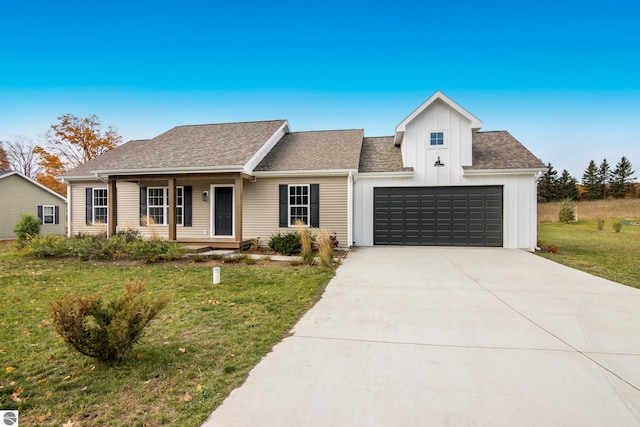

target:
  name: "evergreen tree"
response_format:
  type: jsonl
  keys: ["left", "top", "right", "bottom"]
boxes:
{"left": 581, "top": 160, "right": 601, "bottom": 200}
{"left": 557, "top": 169, "right": 579, "bottom": 200}
{"left": 597, "top": 158, "right": 611, "bottom": 199}
{"left": 610, "top": 156, "right": 635, "bottom": 198}
{"left": 537, "top": 162, "right": 559, "bottom": 202}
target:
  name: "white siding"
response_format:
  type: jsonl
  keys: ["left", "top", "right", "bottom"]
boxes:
{"left": 353, "top": 173, "right": 538, "bottom": 249}
{"left": 401, "top": 99, "right": 474, "bottom": 186}
{"left": 354, "top": 98, "right": 539, "bottom": 250}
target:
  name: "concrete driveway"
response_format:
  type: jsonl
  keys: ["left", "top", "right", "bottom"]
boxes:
{"left": 203, "top": 247, "right": 640, "bottom": 426}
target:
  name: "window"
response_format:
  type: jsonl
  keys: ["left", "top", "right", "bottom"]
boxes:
{"left": 38, "top": 205, "right": 58, "bottom": 225}
{"left": 42, "top": 205, "right": 55, "bottom": 224}
{"left": 430, "top": 131, "right": 444, "bottom": 146}
{"left": 279, "top": 184, "right": 319, "bottom": 228}
{"left": 289, "top": 184, "right": 309, "bottom": 226}
{"left": 147, "top": 187, "right": 183, "bottom": 226}
{"left": 93, "top": 188, "right": 108, "bottom": 223}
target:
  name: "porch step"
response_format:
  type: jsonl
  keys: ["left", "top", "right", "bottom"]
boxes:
{"left": 182, "top": 244, "right": 215, "bottom": 254}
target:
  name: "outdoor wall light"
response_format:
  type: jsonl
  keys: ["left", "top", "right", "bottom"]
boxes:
{"left": 434, "top": 156, "right": 445, "bottom": 167}
{"left": 202, "top": 191, "right": 209, "bottom": 202}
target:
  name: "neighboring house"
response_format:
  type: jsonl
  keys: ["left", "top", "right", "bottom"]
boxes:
{"left": 60, "top": 91, "right": 545, "bottom": 250}
{"left": 0, "top": 170, "right": 67, "bottom": 240}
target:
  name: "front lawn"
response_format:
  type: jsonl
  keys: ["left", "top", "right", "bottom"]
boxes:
{"left": 0, "top": 242, "right": 334, "bottom": 426}
{"left": 537, "top": 219, "right": 640, "bottom": 289}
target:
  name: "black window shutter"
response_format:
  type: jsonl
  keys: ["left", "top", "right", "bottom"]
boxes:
{"left": 54, "top": 206, "right": 60, "bottom": 224}
{"left": 310, "top": 184, "right": 320, "bottom": 228}
{"left": 37, "top": 205, "right": 43, "bottom": 224}
{"left": 279, "top": 184, "right": 288, "bottom": 227}
{"left": 184, "top": 186, "right": 192, "bottom": 227}
{"left": 140, "top": 186, "right": 147, "bottom": 225}
{"left": 85, "top": 187, "right": 93, "bottom": 225}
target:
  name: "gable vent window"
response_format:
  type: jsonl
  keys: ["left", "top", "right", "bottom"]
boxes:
{"left": 430, "top": 132, "right": 444, "bottom": 146}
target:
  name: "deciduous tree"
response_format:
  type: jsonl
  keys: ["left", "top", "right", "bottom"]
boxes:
{"left": 35, "top": 114, "right": 121, "bottom": 195}
{"left": 0, "top": 142, "right": 9, "bottom": 170}
{"left": 1, "top": 135, "right": 41, "bottom": 178}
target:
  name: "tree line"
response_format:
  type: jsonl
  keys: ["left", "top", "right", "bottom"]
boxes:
{"left": 0, "top": 114, "right": 120, "bottom": 195}
{"left": 538, "top": 157, "right": 636, "bottom": 202}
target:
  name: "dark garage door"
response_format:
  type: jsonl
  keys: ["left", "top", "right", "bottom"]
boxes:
{"left": 374, "top": 186, "right": 503, "bottom": 246}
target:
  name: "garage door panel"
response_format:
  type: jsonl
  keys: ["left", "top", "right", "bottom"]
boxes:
{"left": 374, "top": 186, "right": 503, "bottom": 247}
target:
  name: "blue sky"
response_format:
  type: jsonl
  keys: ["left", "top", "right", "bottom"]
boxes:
{"left": 1, "top": 0, "right": 639, "bottom": 179}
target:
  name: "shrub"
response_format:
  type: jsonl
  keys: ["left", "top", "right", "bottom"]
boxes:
{"left": 22, "top": 234, "right": 70, "bottom": 257}
{"left": 13, "top": 213, "right": 41, "bottom": 246}
{"left": 596, "top": 218, "right": 605, "bottom": 231}
{"left": 613, "top": 221, "right": 622, "bottom": 233}
{"left": 116, "top": 228, "right": 141, "bottom": 243}
{"left": 268, "top": 232, "right": 301, "bottom": 256}
{"left": 51, "top": 281, "right": 168, "bottom": 363}
{"left": 558, "top": 198, "right": 575, "bottom": 223}
{"left": 128, "top": 238, "right": 185, "bottom": 262}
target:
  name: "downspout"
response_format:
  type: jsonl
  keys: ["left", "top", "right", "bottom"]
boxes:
{"left": 66, "top": 184, "right": 72, "bottom": 238}
{"left": 347, "top": 171, "right": 353, "bottom": 248}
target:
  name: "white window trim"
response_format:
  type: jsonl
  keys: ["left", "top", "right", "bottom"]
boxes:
{"left": 288, "top": 184, "right": 310, "bottom": 227}
{"left": 93, "top": 188, "right": 108, "bottom": 224}
{"left": 428, "top": 130, "right": 447, "bottom": 149}
{"left": 147, "top": 186, "right": 184, "bottom": 226}
{"left": 42, "top": 205, "right": 55, "bottom": 225}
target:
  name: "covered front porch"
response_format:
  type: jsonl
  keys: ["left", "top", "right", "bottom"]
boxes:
{"left": 105, "top": 172, "right": 254, "bottom": 249}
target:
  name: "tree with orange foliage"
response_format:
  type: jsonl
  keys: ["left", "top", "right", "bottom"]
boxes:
{"left": 35, "top": 114, "right": 122, "bottom": 195}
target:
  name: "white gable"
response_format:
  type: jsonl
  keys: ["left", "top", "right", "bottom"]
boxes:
{"left": 392, "top": 91, "right": 483, "bottom": 186}
{"left": 394, "top": 91, "right": 482, "bottom": 146}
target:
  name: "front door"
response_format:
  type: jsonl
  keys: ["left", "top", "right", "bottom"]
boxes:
{"left": 213, "top": 186, "right": 233, "bottom": 236}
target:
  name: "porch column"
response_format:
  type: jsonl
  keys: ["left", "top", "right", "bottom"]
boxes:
{"left": 234, "top": 175, "right": 244, "bottom": 243}
{"left": 107, "top": 178, "right": 117, "bottom": 237}
{"left": 168, "top": 177, "right": 177, "bottom": 241}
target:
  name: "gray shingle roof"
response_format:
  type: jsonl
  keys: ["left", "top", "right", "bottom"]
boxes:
{"left": 255, "top": 129, "right": 364, "bottom": 171}
{"left": 466, "top": 131, "right": 545, "bottom": 170}
{"left": 358, "top": 137, "right": 409, "bottom": 173}
{"left": 61, "top": 120, "right": 287, "bottom": 177}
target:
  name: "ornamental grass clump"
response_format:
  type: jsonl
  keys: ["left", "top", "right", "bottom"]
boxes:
{"left": 295, "top": 220, "right": 315, "bottom": 265}
{"left": 51, "top": 281, "right": 168, "bottom": 364}
{"left": 316, "top": 229, "right": 335, "bottom": 268}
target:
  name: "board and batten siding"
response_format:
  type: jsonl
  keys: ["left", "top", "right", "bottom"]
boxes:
{"left": 243, "top": 176, "right": 349, "bottom": 248}
{"left": 402, "top": 99, "right": 474, "bottom": 186}
{"left": 353, "top": 173, "right": 538, "bottom": 249}
{"left": 0, "top": 174, "right": 66, "bottom": 239}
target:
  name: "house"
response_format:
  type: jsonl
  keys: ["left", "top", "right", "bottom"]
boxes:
{"left": 0, "top": 170, "right": 67, "bottom": 240}
{"left": 60, "top": 91, "right": 545, "bottom": 250}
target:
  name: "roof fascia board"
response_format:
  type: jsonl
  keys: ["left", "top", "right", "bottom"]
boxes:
{"left": 394, "top": 90, "right": 483, "bottom": 146}
{"left": 253, "top": 169, "right": 357, "bottom": 178}
{"left": 88, "top": 166, "right": 246, "bottom": 178}
{"left": 463, "top": 168, "right": 547, "bottom": 176}
{"left": 354, "top": 171, "right": 414, "bottom": 180}
{"left": 244, "top": 121, "right": 291, "bottom": 174}
{"left": 2, "top": 171, "right": 67, "bottom": 201}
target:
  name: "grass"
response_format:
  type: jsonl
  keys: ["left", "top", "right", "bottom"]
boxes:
{"left": 538, "top": 198, "right": 640, "bottom": 222}
{"left": 0, "top": 241, "right": 334, "bottom": 426}
{"left": 537, "top": 219, "right": 640, "bottom": 289}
